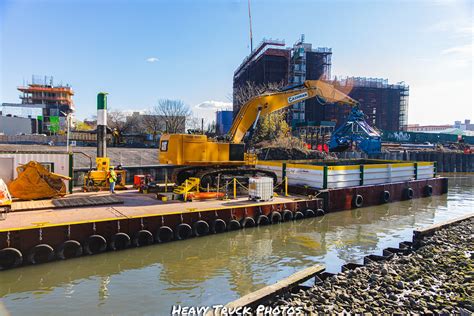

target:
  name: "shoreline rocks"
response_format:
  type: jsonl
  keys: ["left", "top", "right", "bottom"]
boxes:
{"left": 272, "top": 218, "right": 473, "bottom": 314}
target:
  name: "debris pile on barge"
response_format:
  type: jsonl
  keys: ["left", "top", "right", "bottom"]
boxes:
{"left": 272, "top": 218, "right": 474, "bottom": 314}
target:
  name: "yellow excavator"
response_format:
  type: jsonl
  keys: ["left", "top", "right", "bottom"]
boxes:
{"left": 159, "top": 80, "right": 359, "bottom": 187}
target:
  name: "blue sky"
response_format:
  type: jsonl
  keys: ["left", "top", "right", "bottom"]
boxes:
{"left": 1, "top": 0, "right": 472, "bottom": 125}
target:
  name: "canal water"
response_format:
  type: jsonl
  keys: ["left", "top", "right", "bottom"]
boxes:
{"left": 0, "top": 174, "right": 472, "bottom": 315}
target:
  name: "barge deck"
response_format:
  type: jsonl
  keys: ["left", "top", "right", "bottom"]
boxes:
{"left": 0, "top": 158, "right": 448, "bottom": 270}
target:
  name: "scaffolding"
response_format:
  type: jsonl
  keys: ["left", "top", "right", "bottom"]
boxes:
{"left": 289, "top": 34, "right": 332, "bottom": 124}
{"left": 15, "top": 75, "right": 75, "bottom": 135}
{"left": 335, "top": 77, "right": 409, "bottom": 131}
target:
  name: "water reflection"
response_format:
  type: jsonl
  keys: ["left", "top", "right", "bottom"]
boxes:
{"left": 0, "top": 174, "right": 472, "bottom": 314}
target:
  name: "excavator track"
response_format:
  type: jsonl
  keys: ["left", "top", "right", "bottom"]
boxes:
{"left": 171, "top": 166, "right": 278, "bottom": 189}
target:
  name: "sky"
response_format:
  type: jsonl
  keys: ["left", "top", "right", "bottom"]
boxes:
{"left": 0, "top": 0, "right": 472, "bottom": 126}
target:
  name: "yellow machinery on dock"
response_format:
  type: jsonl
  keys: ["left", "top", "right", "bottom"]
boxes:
{"left": 7, "top": 161, "right": 71, "bottom": 200}
{"left": 159, "top": 80, "right": 360, "bottom": 187}
{"left": 82, "top": 93, "right": 127, "bottom": 192}
{"left": 83, "top": 157, "right": 126, "bottom": 191}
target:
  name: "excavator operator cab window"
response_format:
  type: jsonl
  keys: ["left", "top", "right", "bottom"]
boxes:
{"left": 160, "top": 140, "right": 168, "bottom": 152}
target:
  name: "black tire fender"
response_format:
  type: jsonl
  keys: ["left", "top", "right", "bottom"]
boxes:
{"left": 293, "top": 211, "right": 304, "bottom": 220}
{"left": 211, "top": 219, "right": 227, "bottom": 233}
{"left": 175, "top": 223, "right": 193, "bottom": 240}
{"left": 84, "top": 234, "right": 107, "bottom": 255}
{"left": 282, "top": 209, "right": 293, "bottom": 222}
{"left": 193, "top": 220, "right": 210, "bottom": 237}
{"left": 132, "top": 230, "right": 154, "bottom": 247}
{"left": 156, "top": 226, "right": 174, "bottom": 243}
{"left": 228, "top": 219, "right": 241, "bottom": 231}
{"left": 57, "top": 240, "right": 82, "bottom": 260}
{"left": 241, "top": 217, "right": 256, "bottom": 228}
{"left": 304, "top": 209, "right": 315, "bottom": 217}
{"left": 0, "top": 247, "right": 23, "bottom": 270}
{"left": 270, "top": 211, "right": 282, "bottom": 223}
{"left": 316, "top": 209, "right": 325, "bottom": 217}
{"left": 256, "top": 215, "right": 270, "bottom": 225}
{"left": 405, "top": 187, "right": 414, "bottom": 199}
{"left": 424, "top": 185, "right": 433, "bottom": 197}
{"left": 382, "top": 190, "right": 391, "bottom": 203}
{"left": 109, "top": 232, "right": 131, "bottom": 251}
{"left": 353, "top": 194, "right": 364, "bottom": 208}
{"left": 28, "top": 244, "right": 54, "bottom": 264}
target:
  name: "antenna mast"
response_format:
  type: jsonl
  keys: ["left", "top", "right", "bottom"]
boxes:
{"left": 248, "top": 0, "right": 253, "bottom": 52}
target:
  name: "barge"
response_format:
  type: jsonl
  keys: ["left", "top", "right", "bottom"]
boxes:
{"left": 0, "top": 159, "right": 447, "bottom": 270}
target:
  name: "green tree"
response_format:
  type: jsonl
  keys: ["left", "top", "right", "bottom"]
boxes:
{"left": 75, "top": 120, "right": 93, "bottom": 131}
{"left": 252, "top": 110, "right": 290, "bottom": 144}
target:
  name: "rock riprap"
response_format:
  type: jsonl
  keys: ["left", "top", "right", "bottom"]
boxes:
{"left": 272, "top": 218, "right": 473, "bottom": 314}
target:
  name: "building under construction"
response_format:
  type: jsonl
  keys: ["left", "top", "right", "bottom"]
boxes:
{"left": 324, "top": 77, "right": 409, "bottom": 131}
{"left": 232, "top": 36, "right": 409, "bottom": 132}
{"left": 288, "top": 35, "right": 332, "bottom": 125}
{"left": 232, "top": 39, "right": 290, "bottom": 115}
{"left": 2, "top": 76, "right": 74, "bottom": 134}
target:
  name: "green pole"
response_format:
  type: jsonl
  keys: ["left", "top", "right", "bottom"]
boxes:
{"left": 323, "top": 166, "right": 328, "bottom": 189}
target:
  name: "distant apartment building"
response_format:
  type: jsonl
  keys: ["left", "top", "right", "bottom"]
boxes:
{"left": 2, "top": 76, "right": 74, "bottom": 134}
{"left": 127, "top": 112, "right": 186, "bottom": 135}
{"left": 407, "top": 124, "right": 452, "bottom": 132}
{"left": 0, "top": 115, "right": 36, "bottom": 135}
{"left": 454, "top": 119, "right": 474, "bottom": 131}
{"left": 232, "top": 36, "right": 409, "bottom": 131}
{"left": 407, "top": 119, "right": 474, "bottom": 132}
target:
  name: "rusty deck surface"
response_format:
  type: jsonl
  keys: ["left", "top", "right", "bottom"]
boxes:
{"left": 0, "top": 191, "right": 310, "bottom": 232}
{"left": 11, "top": 194, "right": 124, "bottom": 212}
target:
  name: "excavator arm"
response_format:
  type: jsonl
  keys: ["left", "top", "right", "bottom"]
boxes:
{"left": 228, "top": 80, "right": 359, "bottom": 143}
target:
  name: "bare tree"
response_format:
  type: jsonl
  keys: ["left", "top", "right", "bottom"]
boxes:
{"left": 154, "top": 99, "right": 191, "bottom": 133}
{"left": 186, "top": 115, "right": 203, "bottom": 134}
{"left": 107, "top": 110, "right": 138, "bottom": 145}
{"left": 231, "top": 81, "right": 292, "bottom": 146}
{"left": 231, "top": 80, "right": 284, "bottom": 114}
{"left": 142, "top": 110, "right": 164, "bottom": 142}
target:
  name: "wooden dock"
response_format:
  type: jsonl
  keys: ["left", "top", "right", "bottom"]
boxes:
{"left": 224, "top": 265, "right": 325, "bottom": 312}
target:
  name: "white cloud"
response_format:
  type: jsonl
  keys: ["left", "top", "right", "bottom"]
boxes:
{"left": 194, "top": 100, "right": 232, "bottom": 110}
{"left": 441, "top": 43, "right": 472, "bottom": 55}
{"left": 146, "top": 57, "right": 159, "bottom": 63}
{"left": 425, "top": 20, "right": 472, "bottom": 37}
{"left": 455, "top": 25, "right": 473, "bottom": 35}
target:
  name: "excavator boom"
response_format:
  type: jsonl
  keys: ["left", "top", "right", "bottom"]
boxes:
{"left": 228, "top": 80, "right": 359, "bottom": 143}
{"left": 158, "top": 80, "right": 379, "bottom": 185}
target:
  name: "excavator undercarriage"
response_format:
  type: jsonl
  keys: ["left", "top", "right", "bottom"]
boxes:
{"left": 171, "top": 166, "right": 278, "bottom": 189}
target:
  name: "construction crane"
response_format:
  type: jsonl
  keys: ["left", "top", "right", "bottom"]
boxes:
{"left": 159, "top": 80, "right": 379, "bottom": 186}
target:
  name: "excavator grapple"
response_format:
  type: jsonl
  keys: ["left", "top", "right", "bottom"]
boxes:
{"left": 7, "top": 161, "right": 71, "bottom": 200}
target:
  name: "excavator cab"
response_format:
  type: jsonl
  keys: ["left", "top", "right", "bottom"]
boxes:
{"left": 159, "top": 134, "right": 245, "bottom": 166}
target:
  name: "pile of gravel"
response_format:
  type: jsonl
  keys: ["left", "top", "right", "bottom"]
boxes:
{"left": 273, "top": 218, "right": 473, "bottom": 314}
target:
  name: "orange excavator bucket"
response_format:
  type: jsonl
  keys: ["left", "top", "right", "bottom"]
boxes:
{"left": 7, "top": 161, "right": 71, "bottom": 200}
